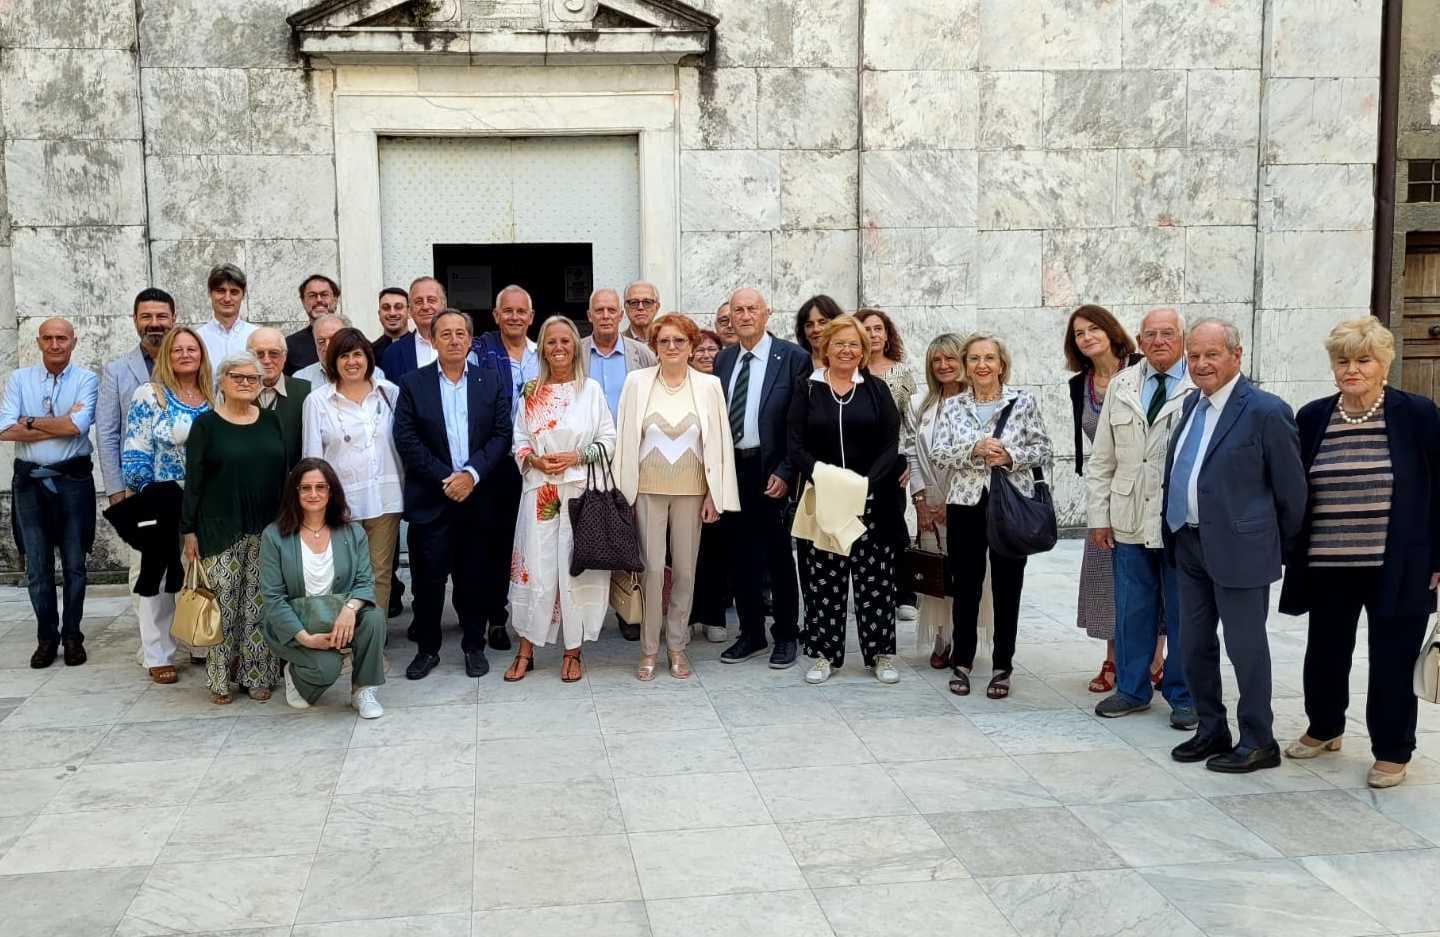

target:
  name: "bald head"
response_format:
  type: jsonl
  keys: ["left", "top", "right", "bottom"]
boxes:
{"left": 36, "top": 317, "right": 76, "bottom": 373}
{"left": 728, "top": 288, "right": 770, "bottom": 348}
{"left": 247, "top": 327, "right": 287, "bottom": 385}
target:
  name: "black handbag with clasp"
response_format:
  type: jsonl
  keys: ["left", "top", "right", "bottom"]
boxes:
{"left": 985, "top": 401, "right": 1058, "bottom": 559}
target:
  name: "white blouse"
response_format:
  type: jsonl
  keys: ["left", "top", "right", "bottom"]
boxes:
{"left": 301, "top": 381, "right": 404, "bottom": 520}
{"left": 302, "top": 540, "right": 334, "bottom": 598}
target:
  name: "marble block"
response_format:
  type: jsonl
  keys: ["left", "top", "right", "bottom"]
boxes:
{"left": 794, "top": 0, "right": 860, "bottom": 68}
{"left": 710, "top": 0, "right": 794, "bottom": 68}
{"left": 861, "top": 227, "right": 976, "bottom": 308}
{"left": 978, "top": 0, "right": 1122, "bottom": 71}
{"left": 244, "top": 239, "right": 341, "bottom": 323}
{"left": 679, "top": 231, "right": 773, "bottom": 312}
{"left": 1043, "top": 70, "right": 1187, "bottom": 149}
{"left": 138, "top": 0, "right": 301, "bottom": 68}
{"left": 1264, "top": 77, "right": 1380, "bottom": 165}
{"left": 1254, "top": 307, "right": 1370, "bottom": 382}
{"left": 757, "top": 68, "right": 857, "bottom": 150}
{"left": 981, "top": 869, "right": 1205, "bottom": 937}
{"left": 1042, "top": 228, "right": 1186, "bottom": 307}
{"left": 5, "top": 139, "right": 146, "bottom": 227}
{"left": 1261, "top": 231, "right": 1373, "bottom": 309}
{"left": 148, "top": 238, "right": 249, "bottom": 324}
{"left": 680, "top": 67, "right": 758, "bottom": 150}
{"left": 141, "top": 68, "right": 251, "bottom": 156}
{"left": 780, "top": 150, "right": 857, "bottom": 229}
{"left": 681, "top": 150, "right": 782, "bottom": 232}
{"left": 979, "top": 71, "right": 1043, "bottom": 150}
{"left": 1188, "top": 69, "right": 1263, "bottom": 148}
{"left": 863, "top": 70, "right": 977, "bottom": 150}
{"left": 1186, "top": 226, "right": 1257, "bottom": 304}
{"left": 977, "top": 231, "right": 1042, "bottom": 309}
{"left": 1268, "top": 0, "right": 1383, "bottom": 78}
{"left": 1262, "top": 164, "right": 1374, "bottom": 231}
{"left": 1301, "top": 848, "right": 1440, "bottom": 935}
{"left": 863, "top": 0, "right": 979, "bottom": 70}
{"left": 147, "top": 154, "right": 338, "bottom": 240}
{"left": 0, "top": 0, "right": 137, "bottom": 49}
{"left": 773, "top": 228, "right": 858, "bottom": 312}
{"left": 1122, "top": 0, "right": 1263, "bottom": 69}
{"left": 246, "top": 68, "right": 336, "bottom": 157}
{"left": 979, "top": 149, "right": 1115, "bottom": 230}
{"left": 0, "top": 49, "right": 140, "bottom": 142}
{"left": 10, "top": 226, "right": 149, "bottom": 321}
{"left": 861, "top": 151, "right": 977, "bottom": 228}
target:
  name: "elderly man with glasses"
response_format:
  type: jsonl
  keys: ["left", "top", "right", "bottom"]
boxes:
{"left": 622, "top": 280, "right": 661, "bottom": 343}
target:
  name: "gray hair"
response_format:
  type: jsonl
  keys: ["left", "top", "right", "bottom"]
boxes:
{"left": 495, "top": 284, "right": 533, "bottom": 311}
{"left": 625, "top": 280, "right": 659, "bottom": 301}
{"left": 1188, "top": 317, "right": 1242, "bottom": 352}
{"left": 588, "top": 287, "right": 620, "bottom": 309}
{"left": 535, "top": 315, "right": 588, "bottom": 389}
{"left": 1140, "top": 307, "right": 1187, "bottom": 337}
{"left": 312, "top": 313, "right": 348, "bottom": 332}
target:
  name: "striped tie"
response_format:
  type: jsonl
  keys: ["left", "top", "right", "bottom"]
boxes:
{"left": 729, "top": 352, "right": 753, "bottom": 443}
{"left": 1146, "top": 373, "right": 1168, "bottom": 424}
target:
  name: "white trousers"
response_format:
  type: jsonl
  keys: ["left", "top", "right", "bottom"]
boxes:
{"left": 132, "top": 547, "right": 177, "bottom": 667}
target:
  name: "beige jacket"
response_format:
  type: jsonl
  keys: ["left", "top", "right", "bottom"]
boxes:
{"left": 791, "top": 462, "right": 869, "bottom": 556}
{"left": 612, "top": 366, "right": 741, "bottom": 512}
{"left": 1084, "top": 360, "right": 1194, "bottom": 548}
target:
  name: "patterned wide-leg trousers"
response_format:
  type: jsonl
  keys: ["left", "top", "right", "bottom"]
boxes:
{"left": 800, "top": 510, "right": 897, "bottom": 669}
{"left": 202, "top": 535, "right": 278, "bottom": 696}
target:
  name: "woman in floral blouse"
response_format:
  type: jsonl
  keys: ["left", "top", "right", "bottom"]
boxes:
{"left": 504, "top": 316, "right": 617, "bottom": 683}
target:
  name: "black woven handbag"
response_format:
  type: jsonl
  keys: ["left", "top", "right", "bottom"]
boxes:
{"left": 985, "top": 401, "right": 1058, "bottom": 559}
{"left": 568, "top": 443, "right": 645, "bottom": 576}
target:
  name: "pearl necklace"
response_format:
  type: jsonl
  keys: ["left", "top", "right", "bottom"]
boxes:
{"left": 1338, "top": 389, "right": 1384, "bottom": 425}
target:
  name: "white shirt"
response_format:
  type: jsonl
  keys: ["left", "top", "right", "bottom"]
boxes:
{"left": 726, "top": 333, "right": 771, "bottom": 450}
{"left": 301, "top": 381, "right": 404, "bottom": 519}
{"left": 1175, "top": 372, "right": 1241, "bottom": 525}
{"left": 197, "top": 317, "right": 258, "bottom": 372}
{"left": 415, "top": 330, "right": 438, "bottom": 369}
{"left": 301, "top": 540, "right": 335, "bottom": 598}
{"left": 292, "top": 361, "right": 386, "bottom": 390}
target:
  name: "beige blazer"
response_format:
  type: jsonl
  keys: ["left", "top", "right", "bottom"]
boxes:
{"left": 580, "top": 335, "right": 657, "bottom": 373}
{"left": 612, "top": 366, "right": 741, "bottom": 512}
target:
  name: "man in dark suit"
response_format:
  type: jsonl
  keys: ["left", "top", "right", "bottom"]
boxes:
{"left": 380, "top": 276, "right": 444, "bottom": 381}
{"left": 392, "top": 309, "right": 513, "bottom": 681}
{"left": 714, "top": 287, "right": 812, "bottom": 669}
{"left": 1163, "top": 318, "right": 1307, "bottom": 773}
{"left": 248, "top": 327, "right": 310, "bottom": 470}
{"left": 284, "top": 275, "right": 340, "bottom": 376}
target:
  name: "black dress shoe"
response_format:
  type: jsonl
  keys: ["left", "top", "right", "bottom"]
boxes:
{"left": 769, "top": 639, "right": 798, "bottom": 670}
{"left": 1207, "top": 743, "right": 1281, "bottom": 774}
{"left": 618, "top": 619, "right": 641, "bottom": 642}
{"left": 61, "top": 638, "right": 86, "bottom": 667}
{"left": 1171, "top": 732, "right": 1234, "bottom": 763}
{"left": 388, "top": 595, "right": 405, "bottom": 618}
{"left": 488, "top": 624, "right": 512, "bottom": 652}
{"left": 406, "top": 652, "right": 440, "bottom": 680}
{"left": 30, "top": 640, "right": 58, "bottom": 669}
{"left": 721, "top": 635, "right": 768, "bottom": 664}
{"left": 464, "top": 649, "right": 490, "bottom": 678}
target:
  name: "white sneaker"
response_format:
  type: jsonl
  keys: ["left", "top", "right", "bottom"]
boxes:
{"left": 897, "top": 605, "right": 919, "bottom": 622}
{"left": 804, "top": 658, "right": 832, "bottom": 685}
{"left": 282, "top": 664, "right": 309, "bottom": 709}
{"left": 351, "top": 685, "right": 383, "bottom": 719}
{"left": 705, "top": 624, "right": 727, "bottom": 643}
{"left": 873, "top": 655, "right": 900, "bottom": 684}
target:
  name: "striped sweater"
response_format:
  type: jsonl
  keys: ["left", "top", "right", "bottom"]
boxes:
{"left": 1306, "top": 403, "right": 1392, "bottom": 566}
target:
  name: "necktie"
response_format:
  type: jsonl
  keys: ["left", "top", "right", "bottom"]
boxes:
{"left": 729, "top": 352, "right": 753, "bottom": 444}
{"left": 1146, "top": 373, "right": 1168, "bottom": 424}
{"left": 1165, "top": 397, "right": 1211, "bottom": 533}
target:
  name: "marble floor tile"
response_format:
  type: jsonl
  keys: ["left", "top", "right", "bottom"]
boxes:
{"left": 471, "top": 734, "right": 610, "bottom": 785}
{"left": 221, "top": 711, "right": 357, "bottom": 755}
{"left": 473, "top": 698, "right": 600, "bottom": 740}
{"left": 927, "top": 806, "right": 1125, "bottom": 876}
{"left": 885, "top": 757, "right": 1057, "bottom": 813}
{"left": 3, "top": 689, "right": 140, "bottom": 729}
{"left": 376, "top": 672, "right": 478, "bottom": 709}
{"left": 0, "top": 724, "right": 109, "bottom": 769}
{"left": 707, "top": 687, "right": 844, "bottom": 728}
{"left": 0, "top": 666, "right": 55, "bottom": 698}
{"left": 1347, "top": 784, "right": 1440, "bottom": 844}
{"left": 603, "top": 728, "right": 745, "bottom": 778}
{"left": 814, "top": 879, "right": 1018, "bottom": 936}
{"left": 298, "top": 842, "right": 474, "bottom": 923}
{"left": 470, "top": 901, "right": 651, "bottom": 937}
{"left": 750, "top": 763, "right": 915, "bottom": 822}
{"left": 475, "top": 779, "right": 623, "bottom": 840}
{"left": 163, "top": 798, "right": 330, "bottom": 862}
{"left": 1012, "top": 749, "right": 1198, "bottom": 805}
{"left": 943, "top": 672, "right": 1079, "bottom": 714}
{"left": 823, "top": 684, "right": 962, "bottom": 721}
{"left": 593, "top": 693, "right": 725, "bottom": 734}
{"left": 116, "top": 855, "right": 311, "bottom": 936}
{"left": 778, "top": 815, "right": 967, "bottom": 887}
{"left": 0, "top": 865, "right": 149, "bottom": 937}
{"left": 1300, "top": 848, "right": 1440, "bottom": 934}
{"left": 1136, "top": 745, "right": 1333, "bottom": 796}
{"left": 119, "top": 685, "right": 249, "bottom": 722}
{"left": 968, "top": 709, "right": 1130, "bottom": 755}
{"left": 629, "top": 824, "right": 806, "bottom": 899}
{"left": 293, "top": 913, "right": 470, "bottom": 936}
{"left": 0, "top": 806, "right": 177, "bottom": 874}
{"left": 1212, "top": 789, "right": 1432, "bottom": 856}
{"left": 45, "top": 757, "right": 211, "bottom": 813}
{"left": 848, "top": 714, "right": 1003, "bottom": 762}
{"left": 1297, "top": 747, "right": 1440, "bottom": 788}
{"left": 86, "top": 717, "right": 233, "bottom": 764}
{"left": 472, "top": 834, "right": 639, "bottom": 910}
{"left": 980, "top": 869, "right": 1205, "bottom": 937}
{"left": 646, "top": 890, "right": 834, "bottom": 937}
{"left": 323, "top": 787, "right": 474, "bottom": 850}
{"left": 730, "top": 721, "right": 876, "bottom": 770}
{"left": 1140, "top": 858, "right": 1386, "bottom": 937}
{"left": 0, "top": 813, "right": 31, "bottom": 858}
{"left": 350, "top": 702, "right": 478, "bottom": 747}
{"left": 192, "top": 750, "right": 346, "bottom": 804}
{"left": 0, "top": 767, "right": 68, "bottom": 816}
{"left": 336, "top": 741, "right": 478, "bottom": 794}
{"left": 616, "top": 769, "right": 770, "bottom": 832}
{"left": 1070, "top": 799, "right": 1281, "bottom": 867}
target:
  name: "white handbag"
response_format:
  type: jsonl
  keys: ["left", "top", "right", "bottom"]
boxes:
{"left": 1414, "top": 613, "right": 1440, "bottom": 705}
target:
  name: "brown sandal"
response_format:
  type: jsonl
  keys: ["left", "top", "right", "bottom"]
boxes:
{"left": 504, "top": 651, "right": 534, "bottom": 682}
{"left": 987, "top": 670, "right": 1012, "bottom": 700}
{"left": 148, "top": 666, "right": 177, "bottom": 685}
{"left": 1088, "top": 661, "right": 1115, "bottom": 693}
{"left": 210, "top": 692, "right": 232, "bottom": 705}
{"left": 561, "top": 650, "right": 583, "bottom": 683}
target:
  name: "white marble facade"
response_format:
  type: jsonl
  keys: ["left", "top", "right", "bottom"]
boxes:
{"left": 0, "top": 0, "right": 1385, "bottom": 535}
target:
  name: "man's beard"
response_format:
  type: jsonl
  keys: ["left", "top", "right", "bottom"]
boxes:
{"left": 141, "top": 330, "right": 167, "bottom": 351}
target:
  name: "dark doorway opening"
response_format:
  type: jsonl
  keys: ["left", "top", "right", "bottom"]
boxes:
{"left": 433, "top": 243, "right": 594, "bottom": 338}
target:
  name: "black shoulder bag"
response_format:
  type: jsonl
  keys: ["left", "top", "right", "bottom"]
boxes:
{"left": 567, "top": 443, "right": 645, "bottom": 577}
{"left": 985, "top": 400, "right": 1058, "bottom": 558}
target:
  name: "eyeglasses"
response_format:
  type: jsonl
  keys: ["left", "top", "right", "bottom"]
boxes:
{"left": 625, "top": 298, "right": 658, "bottom": 309}
{"left": 226, "top": 372, "right": 261, "bottom": 385}
{"left": 298, "top": 483, "right": 330, "bottom": 495}
{"left": 1140, "top": 330, "right": 1180, "bottom": 341}
{"left": 655, "top": 337, "right": 690, "bottom": 348}
{"left": 829, "top": 341, "right": 864, "bottom": 352}
{"left": 252, "top": 349, "right": 284, "bottom": 360}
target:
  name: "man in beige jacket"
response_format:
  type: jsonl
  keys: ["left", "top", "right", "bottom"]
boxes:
{"left": 1085, "top": 308, "right": 1197, "bottom": 728}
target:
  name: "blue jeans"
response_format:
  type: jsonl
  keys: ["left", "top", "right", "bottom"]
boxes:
{"left": 13, "top": 470, "right": 96, "bottom": 643}
{"left": 1112, "top": 542, "right": 1191, "bottom": 709}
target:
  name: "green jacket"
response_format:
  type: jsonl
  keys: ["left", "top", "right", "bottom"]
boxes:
{"left": 259, "top": 521, "right": 376, "bottom": 642}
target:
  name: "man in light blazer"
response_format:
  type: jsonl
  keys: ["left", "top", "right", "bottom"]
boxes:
{"left": 712, "top": 287, "right": 811, "bottom": 669}
{"left": 1162, "top": 318, "right": 1307, "bottom": 773}
{"left": 97, "top": 289, "right": 176, "bottom": 506}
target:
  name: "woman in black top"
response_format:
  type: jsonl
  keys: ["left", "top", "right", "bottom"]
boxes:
{"left": 788, "top": 314, "right": 905, "bottom": 685}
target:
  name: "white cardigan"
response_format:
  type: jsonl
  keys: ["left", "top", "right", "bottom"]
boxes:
{"left": 612, "top": 366, "right": 741, "bottom": 512}
{"left": 511, "top": 377, "right": 617, "bottom": 494}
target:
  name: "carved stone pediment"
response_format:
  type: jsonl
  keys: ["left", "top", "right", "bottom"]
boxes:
{"left": 288, "top": 0, "right": 718, "bottom": 65}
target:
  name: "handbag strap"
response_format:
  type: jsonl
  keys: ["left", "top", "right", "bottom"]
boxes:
{"left": 988, "top": 398, "right": 1046, "bottom": 486}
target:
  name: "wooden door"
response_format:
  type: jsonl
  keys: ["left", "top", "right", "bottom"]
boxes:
{"left": 1401, "top": 246, "right": 1440, "bottom": 401}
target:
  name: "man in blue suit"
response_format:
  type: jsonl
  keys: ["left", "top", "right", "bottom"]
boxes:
{"left": 379, "top": 276, "right": 445, "bottom": 381}
{"left": 392, "top": 309, "right": 513, "bottom": 681}
{"left": 713, "top": 288, "right": 812, "bottom": 669}
{"left": 1163, "top": 318, "right": 1307, "bottom": 773}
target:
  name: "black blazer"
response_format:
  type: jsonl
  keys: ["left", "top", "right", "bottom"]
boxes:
{"left": 392, "top": 361, "right": 513, "bottom": 524}
{"left": 713, "top": 335, "right": 811, "bottom": 485}
{"left": 1279, "top": 388, "right": 1440, "bottom": 619}
{"left": 284, "top": 324, "right": 317, "bottom": 376}
{"left": 1068, "top": 352, "right": 1143, "bottom": 473}
{"left": 380, "top": 332, "right": 421, "bottom": 382}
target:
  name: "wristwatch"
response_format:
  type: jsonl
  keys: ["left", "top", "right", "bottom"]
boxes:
{"left": 25, "top": 417, "right": 34, "bottom": 430}
{"left": 344, "top": 599, "right": 362, "bottom": 611}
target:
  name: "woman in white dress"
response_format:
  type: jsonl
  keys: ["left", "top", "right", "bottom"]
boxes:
{"left": 503, "top": 316, "right": 617, "bottom": 683}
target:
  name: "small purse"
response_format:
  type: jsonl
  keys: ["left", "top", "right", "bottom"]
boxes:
{"left": 172, "top": 560, "right": 223, "bottom": 648}
{"left": 610, "top": 571, "right": 644, "bottom": 622}
{"left": 902, "top": 527, "right": 948, "bottom": 599}
{"left": 1414, "top": 613, "right": 1440, "bottom": 704}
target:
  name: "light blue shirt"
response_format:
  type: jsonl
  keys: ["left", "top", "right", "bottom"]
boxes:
{"left": 504, "top": 340, "right": 539, "bottom": 424}
{"left": 1174, "top": 372, "right": 1241, "bottom": 525}
{"left": 589, "top": 341, "right": 629, "bottom": 418}
{"left": 437, "top": 364, "right": 480, "bottom": 484}
{"left": 726, "top": 333, "right": 772, "bottom": 450}
{"left": 0, "top": 362, "right": 99, "bottom": 465}
{"left": 1140, "top": 358, "right": 1187, "bottom": 413}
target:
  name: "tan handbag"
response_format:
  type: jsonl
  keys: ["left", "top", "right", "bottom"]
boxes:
{"left": 1414, "top": 613, "right": 1440, "bottom": 705}
{"left": 172, "top": 560, "right": 223, "bottom": 648}
{"left": 609, "top": 571, "right": 643, "bottom": 623}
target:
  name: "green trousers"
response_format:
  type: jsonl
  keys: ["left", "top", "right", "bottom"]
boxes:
{"left": 267, "top": 607, "right": 386, "bottom": 704}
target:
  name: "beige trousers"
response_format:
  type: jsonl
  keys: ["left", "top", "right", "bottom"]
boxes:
{"left": 361, "top": 513, "right": 402, "bottom": 621}
{"left": 636, "top": 493, "right": 704, "bottom": 656}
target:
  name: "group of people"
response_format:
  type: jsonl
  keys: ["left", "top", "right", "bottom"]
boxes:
{"left": 5, "top": 264, "right": 1435, "bottom": 787}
